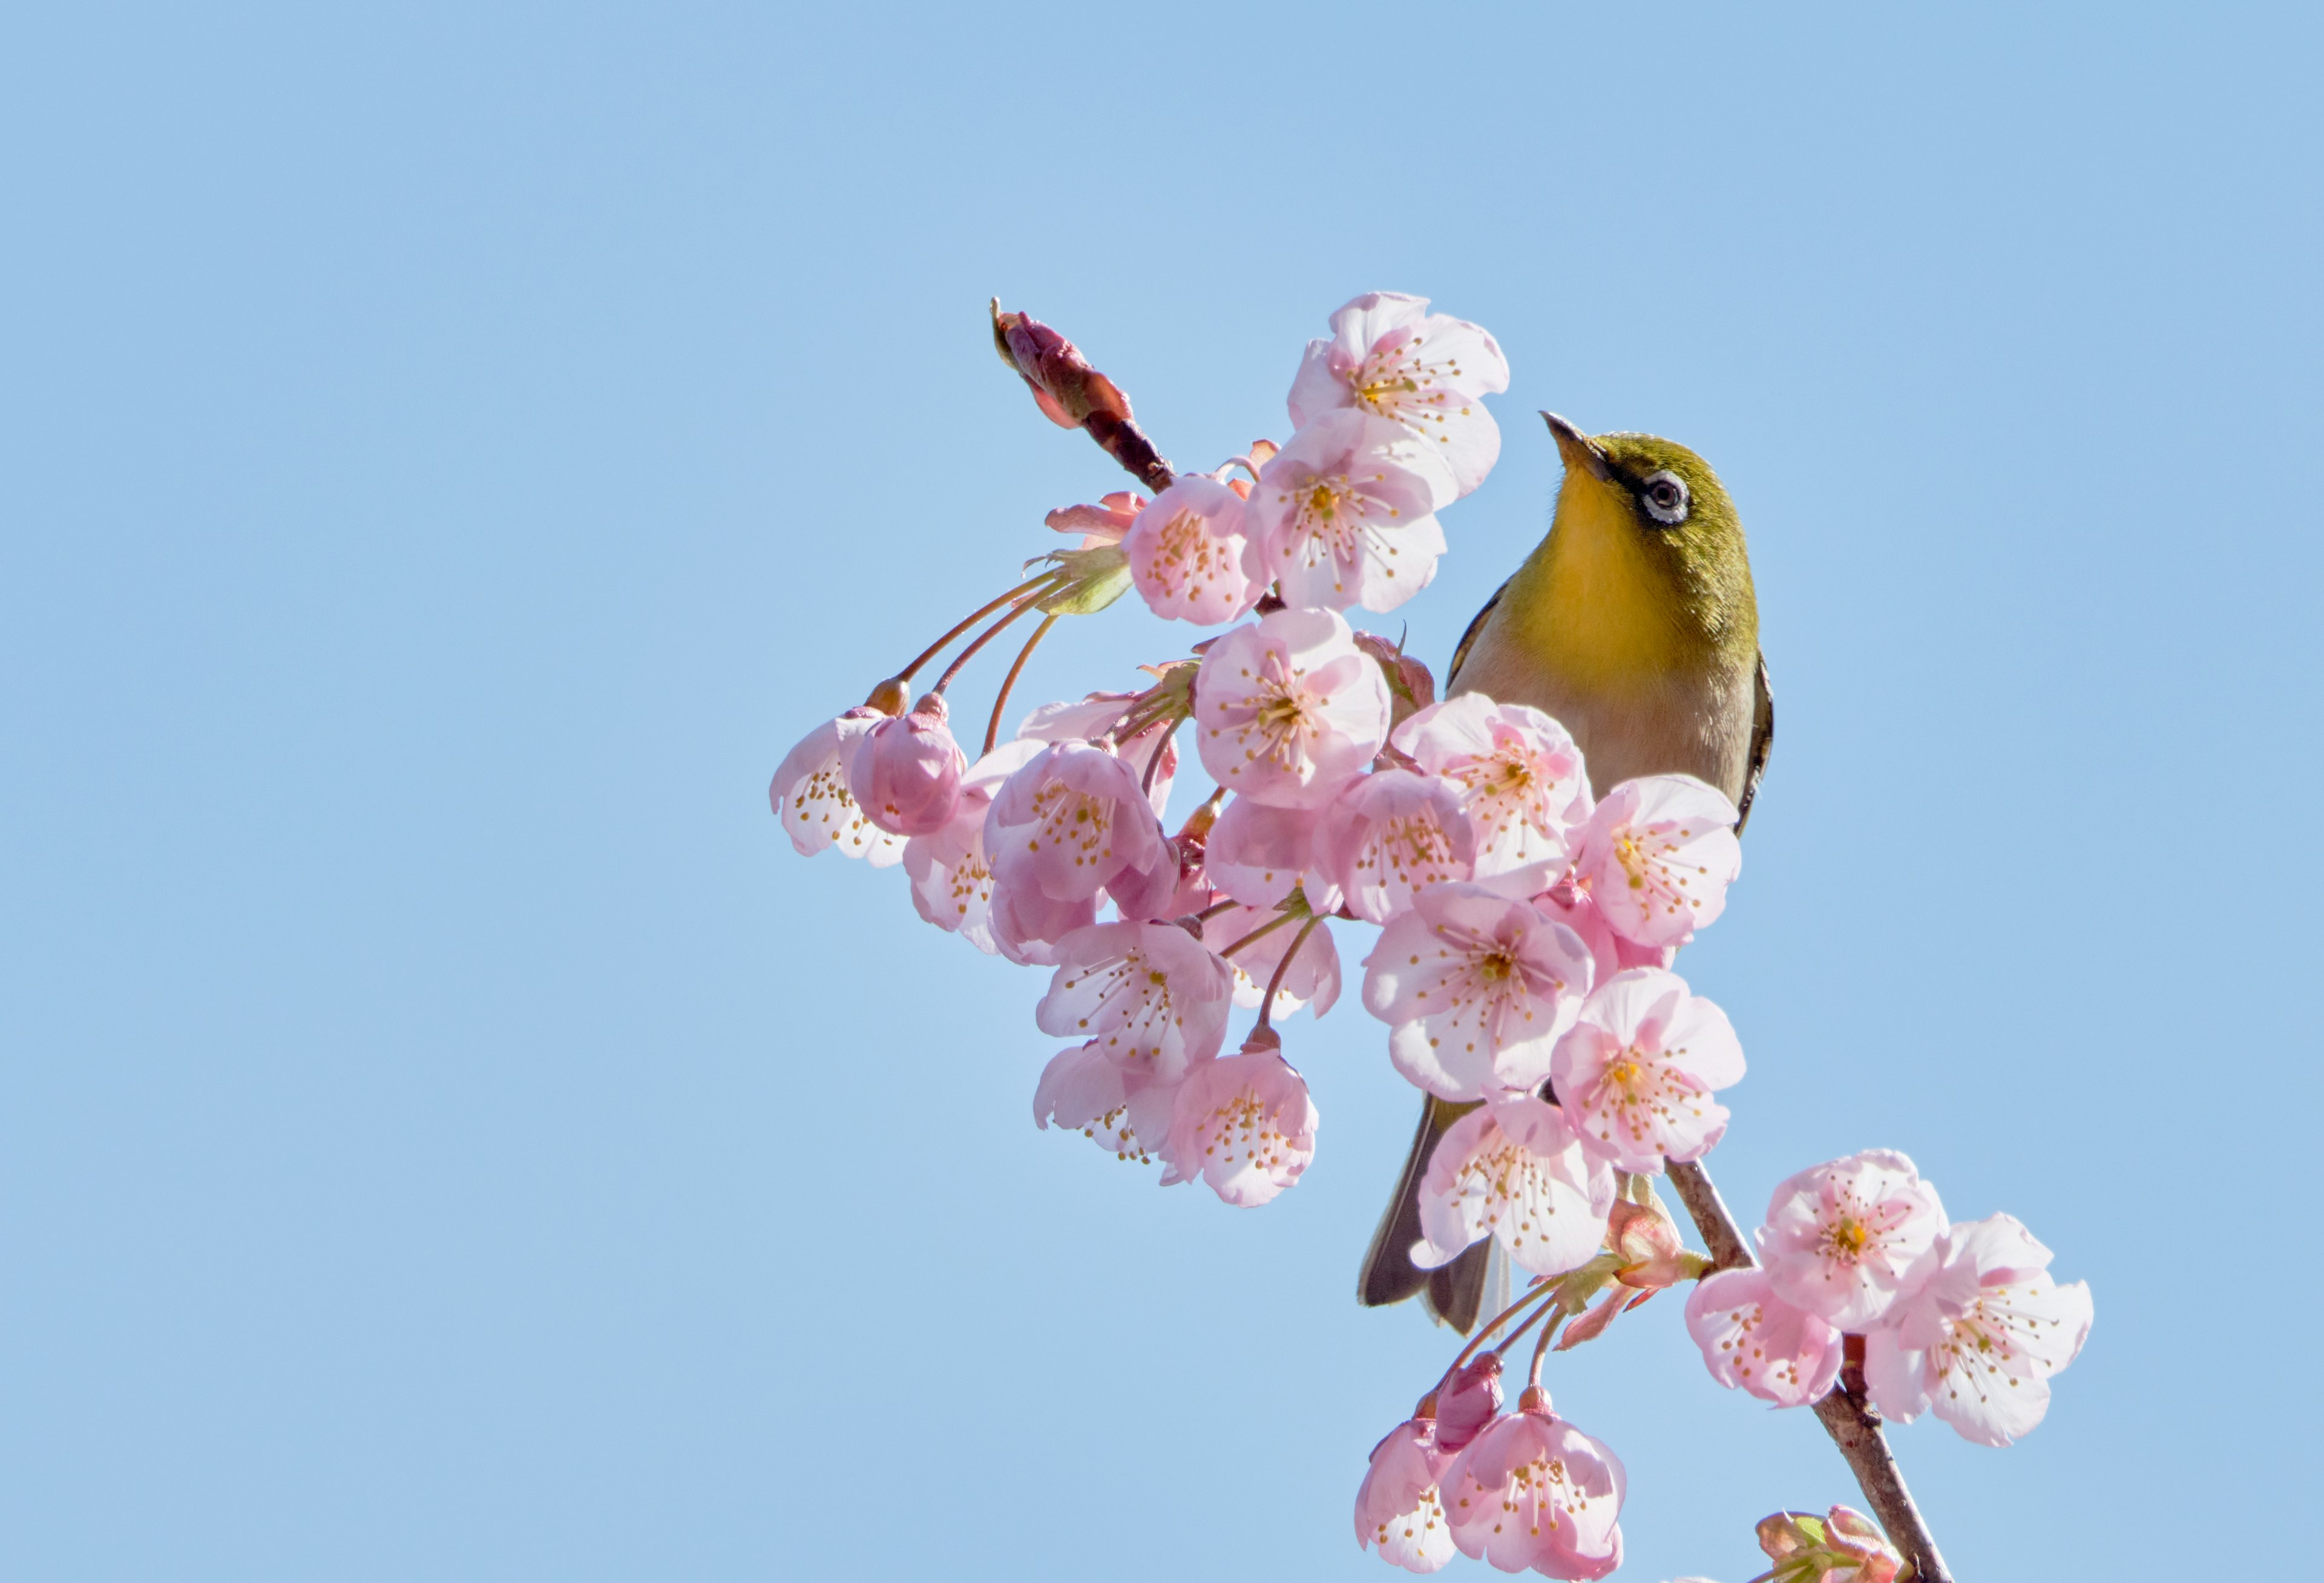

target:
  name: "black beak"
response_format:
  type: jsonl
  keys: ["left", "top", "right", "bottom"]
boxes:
{"left": 1540, "top": 411, "right": 1612, "bottom": 483}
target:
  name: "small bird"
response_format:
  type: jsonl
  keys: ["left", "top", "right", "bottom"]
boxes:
{"left": 1356, "top": 412, "right": 1773, "bottom": 1331}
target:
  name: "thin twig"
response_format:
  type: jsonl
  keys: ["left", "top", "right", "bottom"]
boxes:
{"left": 894, "top": 570, "right": 1062, "bottom": 686}
{"left": 1666, "top": 1161, "right": 1953, "bottom": 1583}
{"left": 1252, "top": 916, "right": 1321, "bottom": 1033}
{"left": 1139, "top": 716, "right": 1183, "bottom": 799}
{"left": 985, "top": 612, "right": 1060, "bottom": 755}
{"left": 931, "top": 592, "right": 1044, "bottom": 698}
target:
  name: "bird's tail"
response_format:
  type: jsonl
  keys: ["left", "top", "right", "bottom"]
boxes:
{"left": 1356, "top": 1093, "right": 1502, "bottom": 1333}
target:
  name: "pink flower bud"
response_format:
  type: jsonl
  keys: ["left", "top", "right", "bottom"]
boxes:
{"left": 1754, "top": 1506, "right": 1903, "bottom": 1583}
{"left": 849, "top": 693, "right": 967, "bottom": 836}
{"left": 1431, "top": 1353, "right": 1503, "bottom": 1456}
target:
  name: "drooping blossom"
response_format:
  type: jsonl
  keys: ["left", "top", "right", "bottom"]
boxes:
{"left": 769, "top": 707, "right": 907, "bottom": 866}
{"left": 848, "top": 692, "right": 967, "bottom": 836}
{"left": 1032, "top": 1040, "right": 1175, "bottom": 1165}
{"left": 985, "top": 740, "right": 1180, "bottom": 923}
{"left": 1556, "top": 1196, "right": 1702, "bottom": 1352}
{"left": 1572, "top": 775, "right": 1742, "bottom": 949}
{"left": 1044, "top": 490, "right": 1145, "bottom": 546}
{"left": 1863, "top": 1213, "right": 2093, "bottom": 1447}
{"left": 1394, "top": 695, "right": 1591, "bottom": 891}
{"left": 1754, "top": 1506, "right": 1905, "bottom": 1583}
{"left": 1204, "top": 796, "right": 1317, "bottom": 909}
{"left": 1316, "top": 770, "right": 1479, "bottom": 924}
{"left": 902, "top": 739, "right": 1042, "bottom": 954}
{"left": 1433, "top": 1353, "right": 1504, "bottom": 1456}
{"left": 1354, "top": 1416, "right": 1456, "bottom": 1573}
{"left": 1683, "top": 1268, "right": 1845, "bottom": 1409}
{"left": 1201, "top": 903, "right": 1341, "bottom": 1021}
{"left": 1193, "top": 606, "right": 1391, "bottom": 807}
{"left": 1535, "top": 878, "right": 1674, "bottom": 987}
{"left": 1760, "top": 1150, "right": 1948, "bottom": 1331}
{"left": 1160, "top": 1032, "right": 1319, "bottom": 1207}
{"left": 988, "top": 881, "right": 1101, "bottom": 968}
{"left": 1018, "top": 692, "right": 1177, "bottom": 818}
{"left": 1288, "top": 290, "right": 1511, "bottom": 499}
{"left": 1247, "top": 410, "right": 1453, "bottom": 613}
{"left": 1123, "top": 476, "right": 1262, "bottom": 624}
{"left": 1551, "top": 968, "right": 1745, "bottom": 1173}
{"left": 1440, "top": 1391, "right": 1624, "bottom": 1580}
{"left": 1410, "top": 1096, "right": 1615, "bottom": 1279}
{"left": 1036, "top": 921, "right": 1235, "bottom": 1083}
{"left": 1364, "top": 883, "right": 1595, "bottom": 1102}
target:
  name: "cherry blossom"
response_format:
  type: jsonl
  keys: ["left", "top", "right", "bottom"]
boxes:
{"left": 1193, "top": 607, "right": 1392, "bottom": 807}
{"left": 1288, "top": 290, "right": 1511, "bottom": 499}
{"left": 1036, "top": 921, "right": 1235, "bottom": 1084}
{"left": 1572, "top": 776, "right": 1743, "bottom": 949}
{"left": 769, "top": 707, "right": 907, "bottom": 865}
{"left": 1355, "top": 1416, "right": 1456, "bottom": 1574}
{"left": 1535, "top": 879, "right": 1675, "bottom": 988}
{"left": 1394, "top": 695, "right": 1590, "bottom": 891}
{"left": 1551, "top": 968, "right": 1745, "bottom": 1173}
{"left": 1160, "top": 1033, "right": 1319, "bottom": 1207}
{"left": 1204, "top": 796, "right": 1316, "bottom": 909}
{"left": 1363, "top": 883, "right": 1595, "bottom": 1103}
{"left": 1683, "top": 1268, "right": 1845, "bottom": 1409}
{"left": 988, "top": 879, "right": 1101, "bottom": 968}
{"left": 848, "top": 693, "right": 967, "bottom": 836}
{"left": 1862, "top": 1213, "right": 2093, "bottom": 1447}
{"left": 1045, "top": 490, "right": 1145, "bottom": 547}
{"left": 1123, "top": 476, "right": 1262, "bottom": 624}
{"left": 1247, "top": 410, "right": 1453, "bottom": 613}
{"left": 1018, "top": 692, "right": 1177, "bottom": 818}
{"left": 1200, "top": 903, "right": 1342, "bottom": 1020}
{"left": 1317, "top": 770, "right": 1479, "bottom": 924}
{"left": 1754, "top": 1506, "right": 1904, "bottom": 1583}
{"left": 1760, "top": 1150, "right": 1948, "bottom": 1331}
{"left": 1032, "top": 1040, "right": 1175, "bottom": 1165}
{"left": 1440, "top": 1392, "right": 1625, "bottom": 1580}
{"left": 1433, "top": 1353, "right": 1505, "bottom": 1456}
{"left": 1410, "top": 1096, "right": 1616, "bottom": 1279}
{"left": 902, "top": 739, "right": 1042, "bottom": 954}
{"left": 985, "top": 741, "right": 1180, "bottom": 923}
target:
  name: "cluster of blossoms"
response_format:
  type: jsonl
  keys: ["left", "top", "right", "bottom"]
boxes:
{"left": 769, "top": 291, "right": 2091, "bottom": 1581}
{"left": 1686, "top": 1150, "right": 2093, "bottom": 1447}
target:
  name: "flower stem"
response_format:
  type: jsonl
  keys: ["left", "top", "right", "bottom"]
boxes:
{"left": 1251, "top": 916, "right": 1322, "bottom": 1034}
{"left": 1436, "top": 1279, "right": 1561, "bottom": 1390}
{"left": 1138, "top": 715, "right": 1183, "bottom": 799}
{"left": 931, "top": 590, "right": 1046, "bottom": 699}
{"left": 984, "top": 612, "right": 1061, "bottom": 755}
{"left": 1218, "top": 911, "right": 1296, "bottom": 961}
{"left": 894, "top": 571, "right": 1063, "bottom": 686}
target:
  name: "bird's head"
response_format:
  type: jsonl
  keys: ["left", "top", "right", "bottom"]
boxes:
{"left": 1537, "top": 411, "right": 1756, "bottom": 653}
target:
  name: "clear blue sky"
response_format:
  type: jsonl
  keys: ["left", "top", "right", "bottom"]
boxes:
{"left": 4, "top": 4, "right": 2317, "bottom": 1578}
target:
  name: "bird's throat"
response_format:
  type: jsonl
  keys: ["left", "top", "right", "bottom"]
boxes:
{"left": 1502, "top": 473, "right": 1717, "bottom": 693}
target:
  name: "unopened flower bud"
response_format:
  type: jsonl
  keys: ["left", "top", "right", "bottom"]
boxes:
{"left": 849, "top": 693, "right": 966, "bottom": 836}
{"left": 1433, "top": 1352, "right": 1503, "bottom": 1455}
{"left": 1751, "top": 1506, "right": 1903, "bottom": 1583}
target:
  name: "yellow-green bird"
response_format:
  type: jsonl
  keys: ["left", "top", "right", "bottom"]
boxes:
{"left": 1357, "top": 412, "right": 1772, "bottom": 1331}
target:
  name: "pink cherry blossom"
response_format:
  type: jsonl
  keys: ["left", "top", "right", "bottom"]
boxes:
{"left": 1123, "top": 476, "right": 1262, "bottom": 624}
{"left": 1248, "top": 410, "right": 1453, "bottom": 613}
{"left": 988, "top": 879, "right": 1101, "bottom": 968}
{"left": 1433, "top": 1353, "right": 1504, "bottom": 1456}
{"left": 1683, "top": 1268, "right": 1845, "bottom": 1409}
{"left": 1044, "top": 490, "right": 1146, "bottom": 546}
{"left": 1363, "top": 883, "right": 1595, "bottom": 1103}
{"left": 1036, "top": 921, "right": 1235, "bottom": 1083}
{"left": 902, "top": 739, "right": 1042, "bottom": 954}
{"left": 1393, "top": 695, "right": 1591, "bottom": 891}
{"left": 985, "top": 740, "right": 1180, "bottom": 922}
{"left": 1863, "top": 1213, "right": 2093, "bottom": 1447}
{"left": 1410, "top": 1097, "right": 1615, "bottom": 1279}
{"left": 1288, "top": 291, "right": 1511, "bottom": 499}
{"left": 1551, "top": 968, "right": 1745, "bottom": 1174}
{"left": 769, "top": 707, "right": 907, "bottom": 866}
{"left": 1317, "top": 770, "right": 1479, "bottom": 924}
{"left": 1160, "top": 1034, "right": 1319, "bottom": 1207}
{"left": 1535, "top": 879, "right": 1673, "bottom": 988}
{"left": 1355, "top": 1417, "right": 1456, "bottom": 1573}
{"left": 1193, "top": 607, "right": 1391, "bottom": 808}
{"left": 1572, "top": 775, "right": 1743, "bottom": 949}
{"left": 1032, "top": 1040, "right": 1175, "bottom": 1165}
{"left": 1200, "top": 904, "right": 1342, "bottom": 1020}
{"left": 1440, "top": 1394, "right": 1624, "bottom": 1580}
{"left": 847, "top": 693, "right": 967, "bottom": 836}
{"left": 1204, "top": 796, "right": 1316, "bottom": 909}
{"left": 1017, "top": 692, "right": 1177, "bottom": 818}
{"left": 1761, "top": 1150, "right": 1948, "bottom": 1331}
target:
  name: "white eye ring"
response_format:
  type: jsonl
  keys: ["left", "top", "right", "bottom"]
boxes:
{"left": 1640, "top": 470, "right": 1690, "bottom": 526}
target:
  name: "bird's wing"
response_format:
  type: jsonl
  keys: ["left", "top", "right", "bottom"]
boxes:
{"left": 1445, "top": 576, "right": 1511, "bottom": 691}
{"left": 1735, "top": 649, "right": 1774, "bottom": 834}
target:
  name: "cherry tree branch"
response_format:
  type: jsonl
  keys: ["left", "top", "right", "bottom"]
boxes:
{"left": 1667, "top": 1161, "right": 1955, "bottom": 1583}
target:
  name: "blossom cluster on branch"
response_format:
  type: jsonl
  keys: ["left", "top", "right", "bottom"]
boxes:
{"left": 767, "top": 292, "right": 2090, "bottom": 1581}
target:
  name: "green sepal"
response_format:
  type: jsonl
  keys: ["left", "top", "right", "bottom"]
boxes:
{"left": 1033, "top": 546, "right": 1134, "bottom": 616}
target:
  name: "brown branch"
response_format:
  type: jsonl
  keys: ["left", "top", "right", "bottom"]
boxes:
{"left": 991, "top": 300, "right": 1177, "bottom": 496}
{"left": 1666, "top": 1161, "right": 1954, "bottom": 1583}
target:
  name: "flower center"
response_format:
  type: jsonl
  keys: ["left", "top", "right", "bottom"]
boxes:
{"left": 1828, "top": 1217, "right": 1871, "bottom": 1258}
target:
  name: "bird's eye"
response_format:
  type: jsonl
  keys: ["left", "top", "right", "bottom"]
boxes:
{"left": 1640, "top": 470, "right": 1690, "bottom": 527}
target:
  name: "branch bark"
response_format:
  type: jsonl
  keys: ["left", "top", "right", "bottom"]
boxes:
{"left": 1667, "top": 1160, "right": 1954, "bottom": 1583}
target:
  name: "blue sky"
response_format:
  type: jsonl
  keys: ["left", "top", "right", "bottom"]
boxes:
{"left": 4, "top": 4, "right": 2317, "bottom": 1578}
